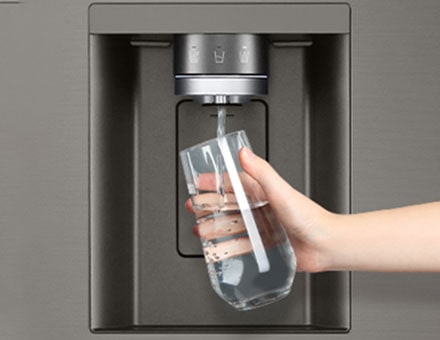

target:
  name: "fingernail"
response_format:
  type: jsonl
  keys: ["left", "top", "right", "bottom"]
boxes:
{"left": 242, "top": 146, "right": 255, "bottom": 160}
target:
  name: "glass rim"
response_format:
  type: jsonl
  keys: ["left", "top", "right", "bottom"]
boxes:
{"left": 179, "top": 130, "right": 247, "bottom": 155}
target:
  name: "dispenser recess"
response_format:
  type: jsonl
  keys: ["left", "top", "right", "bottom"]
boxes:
{"left": 90, "top": 2, "right": 351, "bottom": 333}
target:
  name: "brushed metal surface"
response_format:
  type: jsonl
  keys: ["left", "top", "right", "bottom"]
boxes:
{"left": 174, "top": 76, "right": 268, "bottom": 97}
{"left": 174, "top": 34, "right": 268, "bottom": 75}
{"left": 1, "top": 0, "right": 439, "bottom": 339}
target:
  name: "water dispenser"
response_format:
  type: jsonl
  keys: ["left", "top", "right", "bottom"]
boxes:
{"left": 90, "top": 2, "right": 351, "bottom": 333}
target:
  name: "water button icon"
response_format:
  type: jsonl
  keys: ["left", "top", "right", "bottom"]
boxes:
{"left": 214, "top": 49, "right": 225, "bottom": 64}
{"left": 239, "top": 46, "right": 249, "bottom": 64}
{"left": 190, "top": 46, "right": 200, "bottom": 64}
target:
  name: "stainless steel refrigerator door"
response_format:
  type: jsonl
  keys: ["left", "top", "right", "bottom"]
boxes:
{"left": 1, "top": 1, "right": 439, "bottom": 339}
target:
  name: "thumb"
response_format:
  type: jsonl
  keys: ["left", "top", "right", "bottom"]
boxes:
{"left": 238, "top": 147, "right": 309, "bottom": 225}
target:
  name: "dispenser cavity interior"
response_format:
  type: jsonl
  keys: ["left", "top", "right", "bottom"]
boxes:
{"left": 90, "top": 2, "right": 351, "bottom": 333}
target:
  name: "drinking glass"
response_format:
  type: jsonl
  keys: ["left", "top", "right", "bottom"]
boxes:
{"left": 180, "top": 130, "right": 296, "bottom": 311}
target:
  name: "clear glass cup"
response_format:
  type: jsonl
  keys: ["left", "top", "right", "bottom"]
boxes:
{"left": 180, "top": 130, "right": 296, "bottom": 311}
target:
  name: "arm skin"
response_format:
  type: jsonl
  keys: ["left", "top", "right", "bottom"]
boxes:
{"left": 326, "top": 202, "right": 440, "bottom": 272}
{"left": 237, "top": 147, "right": 440, "bottom": 273}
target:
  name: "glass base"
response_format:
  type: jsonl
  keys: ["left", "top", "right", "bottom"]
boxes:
{"left": 229, "top": 287, "right": 291, "bottom": 311}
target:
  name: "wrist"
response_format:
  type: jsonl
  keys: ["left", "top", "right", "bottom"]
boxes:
{"left": 318, "top": 212, "right": 349, "bottom": 272}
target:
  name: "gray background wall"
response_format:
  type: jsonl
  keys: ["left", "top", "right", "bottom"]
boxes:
{"left": 0, "top": 0, "right": 439, "bottom": 339}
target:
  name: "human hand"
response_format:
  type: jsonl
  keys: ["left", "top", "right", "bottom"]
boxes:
{"left": 237, "top": 148, "right": 440, "bottom": 272}
{"left": 187, "top": 146, "right": 440, "bottom": 273}
{"left": 187, "top": 147, "right": 336, "bottom": 273}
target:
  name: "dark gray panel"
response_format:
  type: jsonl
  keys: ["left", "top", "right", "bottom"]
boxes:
{"left": 90, "top": 35, "right": 137, "bottom": 328}
{"left": 266, "top": 42, "right": 307, "bottom": 192}
{"left": 90, "top": 31, "right": 350, "bottom": 332}
{"left": 89, "top": 3, "right": 350, "bottom": 34}
{"left": 89, "top": 38, "right": 312, "bottom": 331}
{"left": 135, "top": 39, "right": 310, "bottom": 330}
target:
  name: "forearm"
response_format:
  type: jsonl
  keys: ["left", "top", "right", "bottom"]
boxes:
{"left": 323, "top": 202, "right": 440, "bottom": 272}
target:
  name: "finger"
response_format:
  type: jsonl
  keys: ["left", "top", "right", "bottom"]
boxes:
{"left": 185, "top": 199, "right": 214, "bottom": 221}
{"left": 238, "top": 147, "right": 312, "bottom": 229}
{"left": 238, "top": 147, "right": 292, "bottom": 202}
{"left": 198, "top": 172, "right": 233, "bottom": 192}
{"left": 198, "top": 172, "right": 266, "bottom": 201}
{"left": 203, "top": 231, "right": 284, "bottom": 264}
{"left": 185, "top": 198, "right": 195, "bottom": 213}
{"left": 191, "top": 193, "right": 239, "bottom": 212}
{"left": 197, "top": 213, "right": 245, "bottom": 240}
{"left": 196, "top": 204, "right": 287, "bottom": 263}
{"left": 197, "top": 204, "right": 286, "bottom": 241}
{"left": 204, "top": 237, "right": 253, "bottom": 264}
